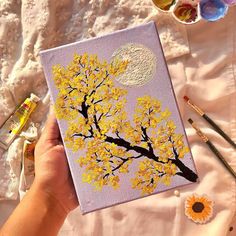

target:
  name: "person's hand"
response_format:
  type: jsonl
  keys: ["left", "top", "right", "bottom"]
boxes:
{"left": 34, "top": 109, "right": 79, "bottom": 215}
{"left": 0, "top": 110, "right": 79, "bottom": 236}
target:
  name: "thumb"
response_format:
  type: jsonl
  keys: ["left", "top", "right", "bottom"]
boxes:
{"left": 36, "top": 108, "right": 61, "bottom": 157}
{"left": 42, "top": 108, "right": 60, "bottom": 143}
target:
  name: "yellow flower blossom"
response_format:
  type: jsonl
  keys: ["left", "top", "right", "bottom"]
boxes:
{"left": 52, "top": 52, "right": 191, "bottom": 194}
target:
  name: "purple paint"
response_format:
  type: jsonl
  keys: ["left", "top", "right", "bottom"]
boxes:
{"left": 200, "top": 0, "right": 228, "bottom": 22}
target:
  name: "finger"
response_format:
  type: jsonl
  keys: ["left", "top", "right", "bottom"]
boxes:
{"left": 40, "top": 108, "right": 60, "bottom": 145}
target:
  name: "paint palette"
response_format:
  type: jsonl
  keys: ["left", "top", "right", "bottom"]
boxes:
{"left": 152, "top": 0, "right": 235, "bottom": 24}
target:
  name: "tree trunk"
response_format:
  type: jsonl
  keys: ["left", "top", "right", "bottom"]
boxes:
{"left": 172, "top": 158, "right": 198, "bottom": 182}
{"left": 105, "top": 135, "right": 198, "bottom": 183}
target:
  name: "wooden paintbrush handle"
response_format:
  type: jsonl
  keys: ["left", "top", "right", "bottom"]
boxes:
{"left": 203, "top": 114, "right": 236, "bottom": 149}
{"left": 206, "top": 140, "right": 236, "bottom": 179}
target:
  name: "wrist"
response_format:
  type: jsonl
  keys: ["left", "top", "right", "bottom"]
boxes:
{"left": 0, "top": 181, "right": 68, "bottom": 236}
{"left": 29, "top": 182, "right": 68, "bottom": 222}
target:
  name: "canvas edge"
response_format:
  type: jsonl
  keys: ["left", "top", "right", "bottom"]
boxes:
{"left": 39, "top": 21, "right": 155, "bottom": 55}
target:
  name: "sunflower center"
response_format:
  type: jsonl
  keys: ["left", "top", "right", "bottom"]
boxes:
{"left": 192, "top": 202, "right": 205, "bottom": 213}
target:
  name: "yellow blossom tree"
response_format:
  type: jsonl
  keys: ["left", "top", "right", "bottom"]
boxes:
{"left": 52, "top": 53, "right": 198, "bottom": 194}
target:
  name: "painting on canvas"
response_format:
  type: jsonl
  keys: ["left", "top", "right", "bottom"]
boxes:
{"left": 40, "top": 22, "right": 198, "bottom": 214}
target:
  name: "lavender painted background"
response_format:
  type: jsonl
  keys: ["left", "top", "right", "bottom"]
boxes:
{"left": 40, "top": 22, "right": 197, "bottom": 214}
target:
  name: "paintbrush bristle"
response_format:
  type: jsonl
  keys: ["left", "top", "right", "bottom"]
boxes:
{"left": 188, "top": 118, "right": 194, "bottom": 124}
{"left": 183, "top": 96, "right": 189, "bottom": 102}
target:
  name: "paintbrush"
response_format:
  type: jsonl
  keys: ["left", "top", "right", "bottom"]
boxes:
{"left": 184, "top": 96, "right": 236, "bottom": 149}
{"left": 188, "top": 118, "right": 236, "bottom": 179}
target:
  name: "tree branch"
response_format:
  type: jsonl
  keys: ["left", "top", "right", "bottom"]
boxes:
{"left": 93, "top": 115, "right": 101, "bottom": 132}
{"left": 141, "top": 126, "right": 154, "bottom": 154}
{"left": 95, "top": 71, "right": 109, "bottom": 89}
{"left": 111, "top": 158, "right": 129, "bottom": 173}
{"left": 79, "top": 59, "right": 85, "bottom": 68}
{"left": 104, "top": 135, "right": 164, "bottom": 163}
{"left": 169, "top": 136, "right": 179, "bottom": 159}
{"left": 94, "top": 99, "right": 103, "bottom": 105}
{"left": 72, "top": 133, "right": 93, "bottom": 139}
{"left": 98, "top": 113, "right": 104, "bottom": 122}
{"left": 80, "top": 95, "right": 89, "bottom": 119}
{"left": 115, "top": 131, "right": 122, "bottom": 139}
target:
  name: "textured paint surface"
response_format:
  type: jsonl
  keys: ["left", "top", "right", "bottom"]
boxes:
{"left": 112, "top": 43, "right": 157, "bottom": 86}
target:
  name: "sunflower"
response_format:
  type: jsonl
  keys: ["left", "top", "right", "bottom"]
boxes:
{"left": 185, "top": 193, "right": 214, "bottom": 224}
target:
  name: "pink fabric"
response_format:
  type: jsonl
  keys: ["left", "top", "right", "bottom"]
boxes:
{"left": 0, "top": 1, "right": 235, "bottom": 235}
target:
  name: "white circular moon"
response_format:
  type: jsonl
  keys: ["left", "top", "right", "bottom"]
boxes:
{"left": 111, "top": 43, "right": 157, "bottom": 87}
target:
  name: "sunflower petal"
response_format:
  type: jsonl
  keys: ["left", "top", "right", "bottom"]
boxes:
{"left": 184, "top": 193, "right": 214, "bottom": 224}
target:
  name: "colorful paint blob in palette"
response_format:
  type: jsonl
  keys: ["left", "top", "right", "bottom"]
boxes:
{"left": 152, "top": 0, "right": 235, "bottom": 24}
